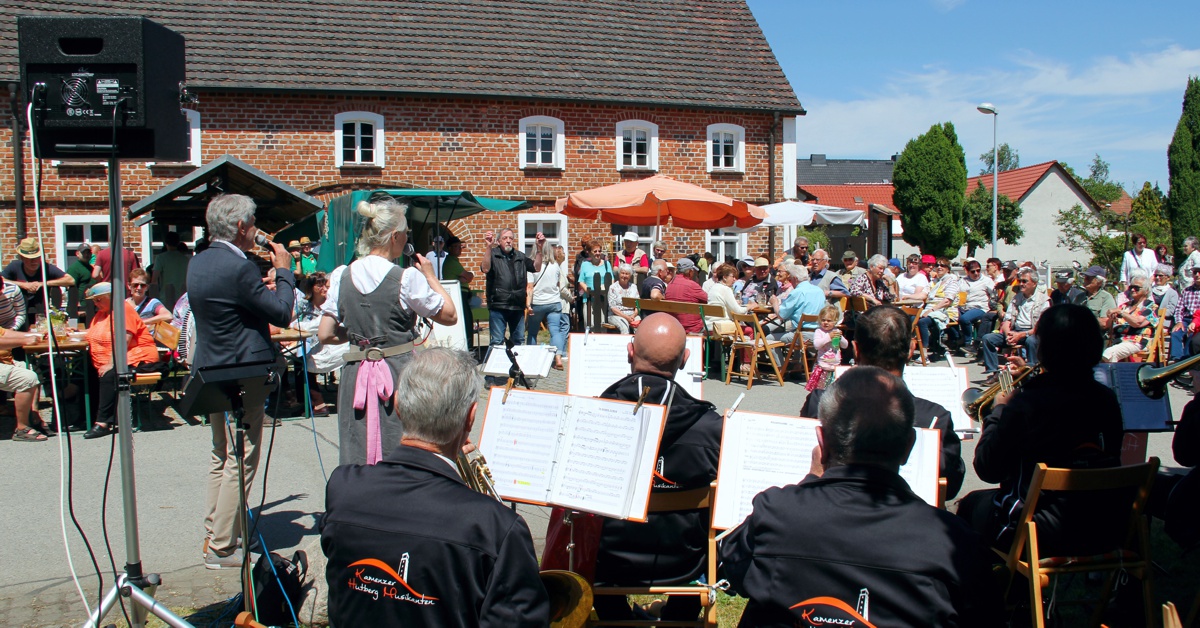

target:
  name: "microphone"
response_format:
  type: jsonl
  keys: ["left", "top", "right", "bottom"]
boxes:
{"left": 254, "top": 232, "right": 272, "bottom": 248}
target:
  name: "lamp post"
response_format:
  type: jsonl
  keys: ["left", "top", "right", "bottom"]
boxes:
{"left": 977, "top": 103, "right": 998, "bottom": 258}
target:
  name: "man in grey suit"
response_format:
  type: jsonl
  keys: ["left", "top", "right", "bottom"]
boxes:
{"left": 188, "top": 193, "right": 296, "bottom": 569}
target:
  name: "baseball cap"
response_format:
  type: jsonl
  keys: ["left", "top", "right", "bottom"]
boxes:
{"left": 1054, "top": 270, "right": 1074, "bottom": 283}
{"left": 1001, "top": 260, "right": 1018, "bottom": 271}
{"left": 888, "top": 258, "right": 902, "bottom": 269}
{"left": 85, "top": 282, "right": 113, "bottom": 300}
{"left": 622, "top": 231, "right": 639, "bottom": 242}
{"left": 676, "top": 258, "right": 696, "bottom": 272}
{"left": 753, "top": 257, "right": 770, "bottom": 268}
{"left": 920, "top": 254, "right": 936, "bottom": 265}
{"left": 432, "top": 235, "right": 445, "bottom": 243}
{"left": 842, "top": 250, "right": 857, "bottom": 260}
{"left": 1080, "top": 265, "right": 1107, "bottom": 279}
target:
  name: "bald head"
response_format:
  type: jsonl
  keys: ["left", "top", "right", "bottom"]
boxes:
{"left": 627, "top": 313, "right": 689, "bottom": 377}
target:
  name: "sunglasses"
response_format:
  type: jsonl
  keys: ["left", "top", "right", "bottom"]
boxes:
{"left": 967, "top": 267, "right": 981, "bottom": 272}
{"left": 935, "top": 264, "right": 949, "bottom": 268}
{"left": 130, "top": 283, "right": 148, "bottom": 288}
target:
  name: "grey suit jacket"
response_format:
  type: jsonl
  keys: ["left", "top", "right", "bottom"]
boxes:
{"left": 186, "top": 242, "right": 295, "bottom": 369}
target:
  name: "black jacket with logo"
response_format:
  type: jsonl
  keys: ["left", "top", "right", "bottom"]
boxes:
{"left": 801, "top": 389, "right": 966, "bottom": 499}
{"left": 720, "top": 464, "right": 1002, "bottom": 628}
{"left": 594, "top": 372, "right": 723, "bottom": 586}
{"left": 320, "top": 446, "right": 549, "bottom": 627}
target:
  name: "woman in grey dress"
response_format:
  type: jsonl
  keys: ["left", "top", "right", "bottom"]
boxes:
{"left": 318, "top": 196, "right": 457, "bottom": 465}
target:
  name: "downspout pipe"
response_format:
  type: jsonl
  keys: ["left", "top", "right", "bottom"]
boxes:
{"left": 10, "top": 83, "right": 26, "bottom": 240}
{"left": 767, "top": 112, "right": 778, "bottom": 260}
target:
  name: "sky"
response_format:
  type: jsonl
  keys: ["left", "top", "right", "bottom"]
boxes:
{"left": 746, "top": 0, "right": 1200, "bottom": 193}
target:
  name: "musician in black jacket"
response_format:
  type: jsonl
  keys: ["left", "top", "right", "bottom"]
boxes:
{"left": 321, "top": 347, "right": 549, "bottom": 627}
{"left": 957, "top": 304, "right": 1124, "bottom": 555}
{"left": 594, "top": 313, "right": 723, "bottom": 622}
{"left": 721, "top": 367, "right": 1002, "bottom": 627}
{"left": 800, "top": 304, "right": 966, "bottom": 499}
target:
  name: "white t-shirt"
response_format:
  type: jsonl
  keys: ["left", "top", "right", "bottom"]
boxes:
{"left": 896, "top": 271, "right": 930, "bottom": 298}
{"left": 321, "top": 256, "right": 444, "bottom": 321}
{"left": 527, "top": 264, "right": 563, "bottom": 307}
{"left": 425, "top": 249, "right": 448, "bottom": 279}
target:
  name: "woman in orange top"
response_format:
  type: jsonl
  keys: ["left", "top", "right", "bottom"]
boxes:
{"left": 83, "top": 282, "right": 163, "bottom": 439}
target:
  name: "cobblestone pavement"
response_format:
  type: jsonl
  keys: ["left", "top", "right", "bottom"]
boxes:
{"left": 0, "top": 351, "right": 1182, "bottom": 626}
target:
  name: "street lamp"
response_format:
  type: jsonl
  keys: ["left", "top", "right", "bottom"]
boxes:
{"left": 977, "top": 103, "right": 998, "bottom": 258}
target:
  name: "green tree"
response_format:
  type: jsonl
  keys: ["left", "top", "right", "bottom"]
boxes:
{"left": 963, "top": 181, "right": 1023, "bottom": 258}
{"left": 1167, "top": 76, "right": 1200, "bottom": 261}
{"left": 978, "top": 142, "right": 1020, "bottom": 175}
{"left": 1054, "top": 203, "right": 1124, "bottom": 277}
{"left": 893, "top": 122, "right": 967, "bottom": 258}
{"left": 1063, "top": 154, "right": 1125, "bottom": 205}
{"left": 1129, "top": 181, "right": 1171, "bottom": 252}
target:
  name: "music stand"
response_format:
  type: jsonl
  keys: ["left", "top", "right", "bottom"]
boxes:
{"left": 179, "top": 361, "right": 280, "bottom": 615}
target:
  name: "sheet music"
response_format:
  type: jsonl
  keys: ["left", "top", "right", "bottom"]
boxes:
{"left": 902, "top": 366, "right": 971, "bottom": 432}
{"left": 481, "top": 344, "right": 556, "bottom": 378}
{"left": 566, "top": 333, "right": 704, "bottom": 399}
{"left": 1094, "top": 363, "right": 1173, "bottom": 432}
{"left": 713, "top": 411, "right": 942, "bottom": 530}
{"left": 430, "top": 280, "right": 467, "bottom": 350}
{"left": 479, "top": 388, "right": 567, "bottom": 503}
{"left": 553, "top": 397, "right": 656, "bottom": 519}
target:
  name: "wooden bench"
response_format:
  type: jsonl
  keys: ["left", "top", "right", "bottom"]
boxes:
{"left": 622, "top": 296, "right": 729, "bottom": 375}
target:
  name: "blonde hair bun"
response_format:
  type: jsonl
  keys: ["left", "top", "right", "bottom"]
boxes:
{"left": 356, "top": 200, "right": 379, "bottom": 220}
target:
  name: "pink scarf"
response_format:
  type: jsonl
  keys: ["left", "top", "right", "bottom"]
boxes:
{"left": 353, "top": 358, "right": 394, "bottom": 465}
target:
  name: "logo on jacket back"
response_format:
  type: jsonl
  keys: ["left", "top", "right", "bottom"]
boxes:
{"left": 345, "top": 552, "right": 439, "bottom": 606}
{"left": 790, "top": 588, "right": 873, "bottom": 627}
{"left": 652, "top": 456, "right": 677, "bottom": 489}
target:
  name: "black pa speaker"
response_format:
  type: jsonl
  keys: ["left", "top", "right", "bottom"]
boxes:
{"left": 18, "top": 16, "right": 189, "bottom": 161}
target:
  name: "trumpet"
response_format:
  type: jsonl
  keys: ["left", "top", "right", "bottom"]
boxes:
{"left": 961, "top": 365, "right": 1042, "bottom": 422}
{"left": 1136, "top": 351, "right": 1200, "bottom": 399}
{"left": 455, "top": 451, "right": 499, "bottom": 499}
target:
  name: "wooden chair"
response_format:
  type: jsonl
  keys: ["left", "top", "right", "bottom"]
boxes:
{"left": 782, "top": 314, "right": 821, "bottom": 379}
{"left": 588, "top": 482, "right": 719, "bottom": 628}
{"left": 995, "top": 459, "right": 1160, "bottom": 628}
{"left": 899, "top": 306, "right": 928, "bottom": 366}
{"left": 1133, "top": 306, "right": 1169, "bottom": 365}
{"left": 846, "top": 295, "right": 869, "bottom": 313}
{"left": 725, "top": 312, "right": 785, "bottom": 389}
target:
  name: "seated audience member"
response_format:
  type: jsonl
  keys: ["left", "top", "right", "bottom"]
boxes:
{"left": 958, "top": 305, "right": 1124, "bottom": 555}
{"left": 1103, "top": 271, "right": 1157, "bottom": 362}
{"left": 1049, "top": 269, "right": 1085, "bottom": 306}
{"left": 1078, "top": 265, "right": 1117, "bottom": 327}
{"left": 806, "top": 249, "right": 848, "bottom": 304}
{"left": 321, "top": 348, "right": 549, "bottom": 626}
{"left": 577, "top": 240, "right": 614, "bottom": 302}
{"left": 705, "top": 263, "right": 747, "bottom": 334}
{"left": 594, "top": 314, "right": 722, "bottom": 622}
{"left": 664, "top": 258, "right": 708, "bottom": 334}
{"left": 1171, "top": 266, "right": 1200, "bottom": 362}
{"left": 1, "top": 327, "right": 47, "bottom": 441}
{"left": 721, "top": 366, "right": 1001, "bottom": 627}
{"left": 980, "top": 267, "right": 1049, "bottom": 382}
{"left": 768, "top": 263, "right": 824, "bottom": 363}
{"left": 126, "top": 268, "right": 172, "bottom": 325}
{"left": 957, "top": 259, "right": 994, "bottom": 355}
{"left": 83, "top": 282, "right": 163, "bottom": 439}
{"left": 640, "top": 259, "right": 671, "bottom": 300}
{"left": 896, "top": 254, "right": 930, "bottom": 302}
{"left": 838, "top": 249, "right": 866, "bottom": 284}
{"left": 607, "top": 263, "right": 641, "bottom": 334}
{"left": 917, "top": 256, "right": 960, "bottom": 358}
{"left": 0, "top": 275, "right": 28, "bottom": 331}
{"left": 741, "top": 257, "right": 777, "bottom": 304}
{"left": 847, "top": 254, "right": 894, "bottom": 307}
{"left": 801, "top": 305, "right": 965, "bottom": 499}
{"left": 615, "top": 231, "right": 650, "bottom": 275}
{"left": 1151, "top": 263, "right": 1179, "bottom": 329}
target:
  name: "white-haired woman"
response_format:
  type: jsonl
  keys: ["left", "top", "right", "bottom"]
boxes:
{"left": 525, "top": 240, "right": 566, "bottom": 370}
{"left": 607, "top": 263, "right": 641, "bottom": 333}
{"left": 318, "top": 196, "right": 457, "bottom": 465}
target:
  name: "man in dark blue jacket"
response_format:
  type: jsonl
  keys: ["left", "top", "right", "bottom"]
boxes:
{"left": 721, "top": 367, "right": 1002, "bottom": 627}
{"left": 594, "top": 313, "right": 723, "bottom": 622}
{"left": 188, "top": 193, "right": 295, "bottom": 569}
{"left": 322, "top": 347, "right": 548, "bottom": 627}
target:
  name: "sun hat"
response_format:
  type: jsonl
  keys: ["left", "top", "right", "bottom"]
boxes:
{"left": 85, "top": 282, "right": 112, "bottom": 300}
{"left": 17, "top": 238, "right": 42, "bottom": 259}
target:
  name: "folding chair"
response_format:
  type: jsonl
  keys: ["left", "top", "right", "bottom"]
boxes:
{"left": 782, "top": 314, "right": 820, "bottom": 379}
{"left": 899, "top": 306, "right": 928, "bottom": 366}
{"left": 1133, "top": 306, "right": 1168, "bottom": 365}
{"left": 588, "top": 482, "right": 719, "bottom": 628}
{"left": 995, "top": 459, "right": 1159, "bottom": 628}
{"left": 725, "top": 312, "right": 785, "bottom": 389}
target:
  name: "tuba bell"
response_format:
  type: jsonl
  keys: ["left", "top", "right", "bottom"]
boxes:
{"left": 1135, "top": 351, "right": 1200, "bottom": 399}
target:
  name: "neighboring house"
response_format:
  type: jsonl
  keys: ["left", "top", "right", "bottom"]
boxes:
{"left": 0, "top": 1, "right": 804, "bottom": 273}
{"left": 796, "top": 183, "right": 899, "bottom": 261}
{"left": 796, "top": 153, "right": 896, "bottom": 185}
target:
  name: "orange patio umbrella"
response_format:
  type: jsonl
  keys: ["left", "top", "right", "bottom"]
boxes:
{"left": 554, "top": 175, "right": 765, "bottom": 230}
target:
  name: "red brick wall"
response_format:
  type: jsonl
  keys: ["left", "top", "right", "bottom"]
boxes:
{"left": 0, "top": 89, "right": 788, "bottom": 272}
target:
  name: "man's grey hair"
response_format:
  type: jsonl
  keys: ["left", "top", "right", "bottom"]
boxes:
{"left": 395, "top": 348, "right": 483, "bottom": 446}
{"left": 1017, "top": 267, "right": 1037, "bottom": 281}
{"left": 652, "top": 259, "right": 669, "bottom": 273}
{"left": 817, "top": 366, "right": 915, "bottom": 468}
{"left": 782, "top": 262, "right": 808, "bottom": 282}
{"left": 1186, "top": 236, "right": 1199, "bottom": 250}
{"left": 866, "top": 254, "right": 888, "bottom": 270}
{"left": 617, "top": 262, "right": 634, "bottom": 276}
{"left": 206, "top": 194, "right": 257, "bottom": 242}
{"left": 810, "top": 248, "right": 830, "bottom": 261}
{"left": 652, "top": 240, "right": 666, "bottom": 250}
{"left": 793, "top": 236, "right": 809, "bottom": 247}
{"left": 356, "top": 196, "right": 410, "bottom": 257}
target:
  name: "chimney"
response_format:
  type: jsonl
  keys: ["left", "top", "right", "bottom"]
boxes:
{"left": 811, "top": 154, "right": 826, "bottom": 166}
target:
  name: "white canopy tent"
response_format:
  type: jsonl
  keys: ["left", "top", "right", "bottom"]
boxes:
{"left": 725, "top": 200, "right": 866, "bottom": 233}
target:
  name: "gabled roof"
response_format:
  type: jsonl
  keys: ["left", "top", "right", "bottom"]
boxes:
{"left": 796, "top": 154, "right": 896, "bottom": 185}
{"left": 1, "top": 1, "right": 803, "bottom": 114}
{"left": 966, "top": 161, "right": 1102, "bottom": 211}
{"left": 1108, "top": 189, "right": 1134, "bottom": 216}
{"left": 797, "top": 183, "right": 897, "bottom": 212}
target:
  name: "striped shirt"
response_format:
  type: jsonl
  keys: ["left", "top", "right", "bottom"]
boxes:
{"left": 0, "top": 283, "right": 26, "bottom": 330}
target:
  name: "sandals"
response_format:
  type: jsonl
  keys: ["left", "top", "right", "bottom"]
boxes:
{"left": 13, "top": 427, "right": 48, "bottom": 442}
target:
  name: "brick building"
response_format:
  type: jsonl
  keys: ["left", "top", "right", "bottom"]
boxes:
{"left": 0, "top": 1, "right": 803, "bottom": 274}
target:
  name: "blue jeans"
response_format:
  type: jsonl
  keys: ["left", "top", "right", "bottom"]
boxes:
{"left": 1171, "top": 328, "right": 1200, "bottom": 361}
{"left": 958, "top": 308, "right": 986, "bottom": 346}
{"left": 526, "top": 303, "right": 567, "bottom": 357}
{"left": 489, "top": 308, "right": 526, "bottom": 347}
{"left": 981, "top": 330, "right": 1038, "bottom": 373}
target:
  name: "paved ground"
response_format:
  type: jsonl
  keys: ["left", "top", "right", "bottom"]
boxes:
{"left": 0, "top": 352, "right": 1185, "bottom": 626}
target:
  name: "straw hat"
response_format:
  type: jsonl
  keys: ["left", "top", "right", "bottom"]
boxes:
{"left": 17, "top": 237, "right": 42, "bottom": 259}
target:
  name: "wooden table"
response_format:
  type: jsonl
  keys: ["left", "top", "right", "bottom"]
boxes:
{"left": 270, "top": 329, "right": 312, "bottom": 343}
{"left": 24, "top": 335, "right": 92, "bottom": 428}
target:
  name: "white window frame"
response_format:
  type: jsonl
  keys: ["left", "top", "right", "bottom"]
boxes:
{"left": 614, "top": 119, "right": 659, "bottom": 171}
{"left": 334, "top": 111, "right": 385, "bottom": 167}
{"left": 705, "top": 228, "right": 747, "bottom": 261}
{"left": 518, "top": 115, "right": 565, "bottom": 169}
{"left": 706, "top": 123, "right": 746, "bottom": 173}
{"left": 141, "top": 225, "right": 204, "bottom": 266}
{"left": 517, "top": 214, "right": 568, "bottom": 258}
{"left": 54, "top": 215, "right": 113, "bottom": 269}
{"left": 146, "top": 108, "right": 202, "bottom": 167}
